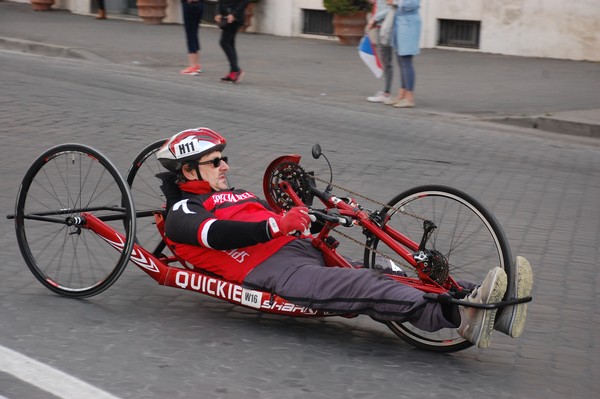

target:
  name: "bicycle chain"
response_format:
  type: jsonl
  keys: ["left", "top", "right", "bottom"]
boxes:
{"left": 312, "top": 175, "right": 428, "bottom": 223}
{"left": 309, "top": 175, "right": 427, "bottom": 272}
{"left": 326, "top": 225, "right": 413, "bottom": 272}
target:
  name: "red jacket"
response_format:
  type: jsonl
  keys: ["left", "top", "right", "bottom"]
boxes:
{"left": 164, "top": 180, "right": 295, "bottom": 283}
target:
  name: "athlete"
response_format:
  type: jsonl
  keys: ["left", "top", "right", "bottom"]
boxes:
{"left": 156, "top": 127, "right": 533, "bottom": 348}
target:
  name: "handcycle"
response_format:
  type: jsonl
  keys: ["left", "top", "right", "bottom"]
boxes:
{"left": 8, "top": 140, "right": 531, "bottom": 353}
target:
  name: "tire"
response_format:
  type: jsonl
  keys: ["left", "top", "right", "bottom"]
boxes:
{"left": 14, "top": 144, "right": 136, "bottom": 298}
{"left": 125, "top": 139, "right": 169, "bottom": 257}
{"left": 364, "top": 185, "right": 513, "bottom": 352}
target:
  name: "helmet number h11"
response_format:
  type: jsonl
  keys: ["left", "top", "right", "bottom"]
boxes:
{"left": 157, "top": 127, "right": 227, "bottom": 172}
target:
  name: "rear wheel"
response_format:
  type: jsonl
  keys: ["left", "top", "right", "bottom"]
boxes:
{"left": 125, "top": 139, "right": 169, "bottom": 257}
{"left": 14, "top": 144, "right": 136, "bottom": 298}
{"left": 364, "top": 185, "right": 513, "bottom": 352}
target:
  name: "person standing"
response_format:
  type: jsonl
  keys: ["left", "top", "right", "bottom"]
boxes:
{"left": 215, "top": 0, "right": 249, "bottom": 83}
{"left": 385, "top": 0, "right": 421, "bottom": 108}
{"left": 366, "top": 0, "right": 395, "bottom": 103}
{"left": 180, "top": 0, "right": 205, "bottom": 76}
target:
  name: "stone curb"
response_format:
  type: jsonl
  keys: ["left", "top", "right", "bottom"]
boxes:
{"left": 0, "top": 36, "right": 109, "bottom": 63}
{"left": 491, "top": 116, "right": 600, "bottom": 139}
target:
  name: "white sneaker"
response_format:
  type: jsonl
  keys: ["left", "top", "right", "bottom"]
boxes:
{"left": 367, "top": 91, "right": 390, "bottom": 103}
{"left": 494, "top": 256, "right": 533, "bottom": 338}
{"left": 457, "top": 267, "right": 507, "bottom": 348}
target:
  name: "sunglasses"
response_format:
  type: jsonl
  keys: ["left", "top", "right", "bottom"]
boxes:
{"left": 197, "top": 156, "right": 228, "bottom": 168}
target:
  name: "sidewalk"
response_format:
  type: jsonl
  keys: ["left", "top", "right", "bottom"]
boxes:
{"left": 1, "top": 1, "right": 600, "bottom": 138}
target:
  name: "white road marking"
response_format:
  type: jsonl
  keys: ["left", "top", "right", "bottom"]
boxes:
{"left": 0, "top": 345, "right": 120, "bottom": 399}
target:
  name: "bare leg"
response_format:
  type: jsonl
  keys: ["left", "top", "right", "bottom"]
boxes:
{"left": 188, "top": 52, "right": 200, "bottom": 68}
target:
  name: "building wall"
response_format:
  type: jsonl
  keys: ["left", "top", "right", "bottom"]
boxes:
{"left": 246, "top": 0, "right": 323, "bottom": 37}
{"left": 420, "top": 0, "right": 600, "bottom": 61}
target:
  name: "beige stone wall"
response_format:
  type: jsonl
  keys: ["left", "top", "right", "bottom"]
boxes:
{"left": 421, "top": 0, "right": 600, "bottom": 61}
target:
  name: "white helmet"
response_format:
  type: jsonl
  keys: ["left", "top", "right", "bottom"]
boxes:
{"left": 156, "top": 127, "right": 227, "bottom": 172}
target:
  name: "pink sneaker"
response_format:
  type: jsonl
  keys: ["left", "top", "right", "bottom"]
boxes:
{"left": 220, "top": 70, "right": 245, "bottom": 84}
{"left": 180, "top": 65, "right": 202, "bottom": 76}
{"left": 220, "top": 72, "right": 235, "bottom": 82}
{"left": 231, "top": 69, "right": 244, "bottom": 84}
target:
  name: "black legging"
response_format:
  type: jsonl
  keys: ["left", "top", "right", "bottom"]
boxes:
{"left": 182, "top": 1, "right": 205, "bottom": 53}
{"left": 220, "top": 22, "right": 241, "bottom": 72}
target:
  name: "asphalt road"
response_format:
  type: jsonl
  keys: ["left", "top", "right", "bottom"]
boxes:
{"left": 1, "top": 49, "right": 599, "bottom": 399}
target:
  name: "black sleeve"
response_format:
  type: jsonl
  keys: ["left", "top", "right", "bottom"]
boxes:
{"left": 206, "top": 219, "right": 271, "bottom": 250}
{"left": 165, "top": 198, "right": 274, "bottom": 249}
{"left": 233, "top": 0, "right": 250, "bottom": 15}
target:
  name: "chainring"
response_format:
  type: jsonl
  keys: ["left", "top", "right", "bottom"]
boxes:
{"left": 265, "top": 161, "right": 314, "bottom": 211}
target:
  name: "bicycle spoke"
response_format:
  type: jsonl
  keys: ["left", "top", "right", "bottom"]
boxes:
{"left": 16, "top": 145, "right": 135, "bottom": 297}
{"left": 364, "top": 185, "right": 512, "bottom": 352}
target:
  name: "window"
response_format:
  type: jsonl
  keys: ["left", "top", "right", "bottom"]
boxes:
{"left": 302, "top": 9, "right": 333, "bottom": 35}
{"left": 438, "top": 19, "right": 480, "bottom": 49}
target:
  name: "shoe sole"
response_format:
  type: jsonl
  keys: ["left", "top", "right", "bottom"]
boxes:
{"left": 496, "top": 256, "right": 533, "bottom": 338}
{"left": 467, "top": 268, "right": 507, "bottom": 349}
{"left": 482, "top": 270, "right": 506, "bottom": 348}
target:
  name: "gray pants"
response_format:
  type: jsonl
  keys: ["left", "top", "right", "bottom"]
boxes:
{"left": 374, "top": 26, "right": 394, "bottom": 94}
{"left": 379, "top": 44, "right": 394, "bottom": 94}
{"left": 243, "top": 239, "right": 457, "bottom": 332}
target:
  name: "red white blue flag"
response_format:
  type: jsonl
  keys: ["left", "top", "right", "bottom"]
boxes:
{"left": 358, "top": 35, "right": 383, "bottom": 78}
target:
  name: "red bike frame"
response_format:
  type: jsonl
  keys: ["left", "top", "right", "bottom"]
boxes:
{"left": 280, "top": 182, "right": 454, "bottom": 294}
{"left": 263, "top": 155, "right": 458, "bottom": 295}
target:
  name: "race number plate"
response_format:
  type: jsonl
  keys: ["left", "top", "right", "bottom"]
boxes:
{"left": 241, "top": 288, "right": 262, "bottom": 309}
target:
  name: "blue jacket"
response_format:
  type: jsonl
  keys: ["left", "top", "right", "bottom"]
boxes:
{"left": 392, "top": 0, "right": 422, "bottom": 56}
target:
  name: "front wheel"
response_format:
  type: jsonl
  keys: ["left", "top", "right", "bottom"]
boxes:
{"left": 364, "top": 185, "right": 513, "bottom": 352}
{"left": 14, "top": 144, "right": 136, "bottom": 298}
